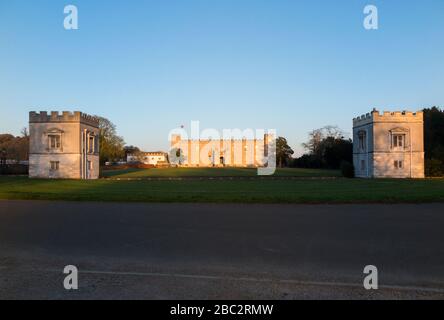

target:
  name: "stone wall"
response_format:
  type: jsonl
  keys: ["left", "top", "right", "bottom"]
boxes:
{"left": 29, "top": 111, "right": 100, "bottom": 180}
{"left": 171, "top": 137, "right": 269, "bottom": 167}
{"left": 29, "top": 154, "right": 81, "bottom": 179}
{"left": 353, "top": 109, "right": 425, "bottom": 179}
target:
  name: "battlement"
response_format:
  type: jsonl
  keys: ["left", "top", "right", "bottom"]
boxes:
{"left": 171, "top": 137, "right": 267, "bottom": 142}
{"left": 171, "top": 133, "right": 273, "bottom": 143}
{"left": 353, "top": 109, "right": 423, "bottom": 126}
{"left": 29, "top": 111, "right": 100, "bottom": 127}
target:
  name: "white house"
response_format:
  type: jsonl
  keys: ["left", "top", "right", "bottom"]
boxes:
{"left": 127, "top": 152, "right": 168, "bottom": 166}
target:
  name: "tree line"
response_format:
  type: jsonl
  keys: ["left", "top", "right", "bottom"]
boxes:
{"left": 424, "top": 107, "right": 444, "bottom": 176}
{"left": 0, "top": 128, "right": 29, "bottom": 163}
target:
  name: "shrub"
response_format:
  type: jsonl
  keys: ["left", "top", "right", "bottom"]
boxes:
{"left": 425, "top": 159, "right": 444, "bottom": 177}
{"left": 0, "top": 164, "right": 29, "bottom": 175}
{"left": 340, "top": 161, "right": 355, "bottom": 178}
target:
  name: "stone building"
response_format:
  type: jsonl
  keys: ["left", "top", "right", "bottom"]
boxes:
{"left": 353, "top": 109, "right": 424, "bottom": 178}
{"left": 29, "top": 111, "right": 100, "bottom": 179}
{"left": 127, "top": 151, "right": 169, "bottom": 167}
{"left": 170, "top": 134, "right": 273, "bottom": 167}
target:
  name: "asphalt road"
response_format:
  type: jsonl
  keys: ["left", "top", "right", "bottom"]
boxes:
{"left": 0, "top": 200, "right": 444, "bottom": 300}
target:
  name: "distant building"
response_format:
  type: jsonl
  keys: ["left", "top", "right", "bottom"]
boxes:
{"left": 353, "top": 109, "right": 424, "bottom": 178}
{"left": 29, "top": 111, "right": 100, "bottom": 179}
{"left": 127, "top": 152, "right": 169, "bottom": 166}
{"left": 170, "top": 134, "right": 273, "bottom": 167}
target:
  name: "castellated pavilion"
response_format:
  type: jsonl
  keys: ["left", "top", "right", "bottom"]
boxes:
{"left": 29, "top": 111, "right": 100, "bottom": 179}
{"left": 353, "top": 109, "right": 425, "bottom": 179}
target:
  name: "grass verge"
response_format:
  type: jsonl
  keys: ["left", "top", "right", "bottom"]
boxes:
{"left": 1, "top": 176, "right": 444, "bottom": 204}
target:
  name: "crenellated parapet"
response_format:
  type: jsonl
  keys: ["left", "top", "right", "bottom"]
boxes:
{"left": 352, "top": 108, "right": 425, "bottom": 179}
{"left": 353, "top": 109, "right": 423, "bottom": 126}
{"left": 171, "top": 134, "right": 273, "bottom": 142}
{"left": 29, "top": 111, "right": 100, "bottom": 127}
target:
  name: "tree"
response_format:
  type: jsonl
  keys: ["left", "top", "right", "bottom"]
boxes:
{"left": 302, "top": 126, "right": 345, "bottom": 158}
{"left": 124, "top": 145, "right": 140, "bottom": 157}
{"left": 124, "top": 145, "right": 143, "bottom": 163}
{"left": 296, "top": 126, "right": 351, "bottom": 170}
{"left": 21, "top": 127, "right": 29, "bottom": 138}
{"left": 424, "top": 107, "right": 444, "bottom": 176}
{"left": 276, "top": 137, "right": 294, "bottom": 168}
{"left": 0, "top": 133, "right": 29, "bottom": 162}
{"left": 321, "top": 137, "right": 353, "bottom": 169}
{"left": 302, "top": 129, "right": 323, "bottom": 157}
{"left": 96, "top": 116, "right": 125, "bottom": 164}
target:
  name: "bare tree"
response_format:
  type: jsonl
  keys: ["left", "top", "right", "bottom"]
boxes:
{"left": 21, "top": 127, "right": 29, "bottom": 137}
{"left": 302, "top": 126, "right": 345, "bottom": 155}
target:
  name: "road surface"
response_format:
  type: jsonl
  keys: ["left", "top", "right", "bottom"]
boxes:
{"left": 0, "top": 201, "right": 443, "bottom": 299}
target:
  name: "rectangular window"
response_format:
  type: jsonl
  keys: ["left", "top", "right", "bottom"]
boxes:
{"left": 394, "top": 160, "right": 403, "bottom": 169}
{"left": 49, "top": 135, "right": 61, "bottom": 149}
{"left": 88, "top": 161, "right": 92, "bottom": 170}
{"left": 358, "top": 133, "right": 366, "bottom": 151}
{"left": 393, "top": 135, "right": 404, "bottom": 148}
{"left": 361, "top": 160, "right": 366, "bottom": 171}
{"left": 88, "top": 136, "right": 95, "bottom": 153}
{"left": 50, "top": 161, "right": 59, "bottom": 171}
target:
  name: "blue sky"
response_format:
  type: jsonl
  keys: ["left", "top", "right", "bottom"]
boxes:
{"left": 0, "top": 0, "right": 443, "bottom": 155}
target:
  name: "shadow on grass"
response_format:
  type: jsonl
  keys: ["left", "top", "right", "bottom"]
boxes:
{"left": 1, "top": 176, "right": 444, "bottom": 203}
{"left": 101, "top": 167, "right": 342, "bottom": 179}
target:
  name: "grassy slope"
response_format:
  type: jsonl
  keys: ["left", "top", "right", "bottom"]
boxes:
{"left": 1, "top": 176, "right": 444, "bottom": 203}
{"left": 101, "top": 167, "right": 341, "bottom": 178}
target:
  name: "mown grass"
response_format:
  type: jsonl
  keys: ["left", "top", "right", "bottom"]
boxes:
{"left": 1, "top": 176, "right": 444, "bottom": 204}
{"left": 101, "top": 167, "right": 341, "bottom": 178}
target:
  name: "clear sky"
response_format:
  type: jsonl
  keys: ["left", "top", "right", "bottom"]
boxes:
{"left": 1, "top": 0, "right": 443, "bottom": 155}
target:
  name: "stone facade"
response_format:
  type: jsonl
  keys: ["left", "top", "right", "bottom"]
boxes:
{"left": 29, "top": 111, "right": 100, "bottom": 179}
{"left": 353, "top": 109, "right": 425, "bottom": 178}
{"left": 170, "top": 134, "right": 272, "bottom": 167}
{"left": 127, "top": 152, "right": 169, "bottom": 166}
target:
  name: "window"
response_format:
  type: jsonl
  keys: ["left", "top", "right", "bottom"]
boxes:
{"left": 394, "top": 160, "right": 403, "bottom": 169}
{"left": 49, "top": 135, "right": 61, "bottom": 150}
{"left": 50, "top": 161, "right": 59, "bottom": 171}
{"left": 393, "top": 135, "right": 404, "bottom": 148}
{"left": 88, "top": 136, "right": 95, "bottom": 153}
{"left": 88, "top": 161, "right": 92, "bottom": 170}
{"left": 361, "top": 160, "right": 366, "bottom": 171}
{"left": 358, "top": 131, "right": 366, "bottom": 151}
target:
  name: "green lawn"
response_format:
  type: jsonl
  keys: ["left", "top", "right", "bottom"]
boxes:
{"left": 1, "top": 176, "right": 444, "bottom": 203}
{"left": 101, "top": 167, "right": 341, "bottom": 178}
